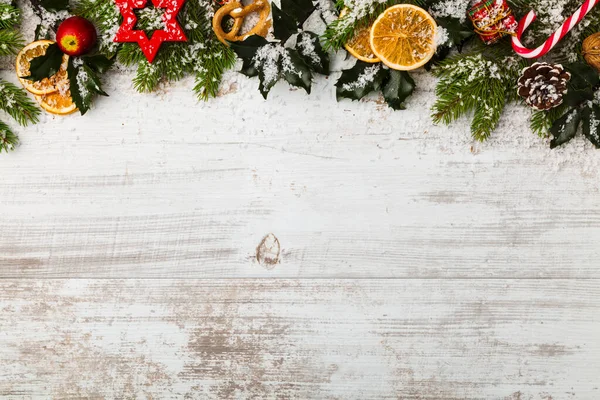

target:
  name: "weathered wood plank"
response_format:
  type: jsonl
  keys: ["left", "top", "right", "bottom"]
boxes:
{"left": 0, "top": 279, "right": 597, "bottom": 399}
{"left": 1, "top": 71, "right": 600, "bottom": 278}
{"left": 0, "top": 70, "right": 600, "bottom": 278}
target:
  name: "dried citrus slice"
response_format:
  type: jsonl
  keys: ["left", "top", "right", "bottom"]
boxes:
{"left": 16, "top": 40, "right": 69, "bottom": 95}
{"left": 369, "top": 4, "right": 437, "bottom": 71}
{"left": 35, "top": 86, "right": 77, "bottom": 116}
{"left": 340, "top": 8, "right": 380, "bottom": 63}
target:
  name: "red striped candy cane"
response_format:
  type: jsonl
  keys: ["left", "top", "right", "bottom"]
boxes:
{"left": 512, "top": 0, "right": 600, "bottom": 58}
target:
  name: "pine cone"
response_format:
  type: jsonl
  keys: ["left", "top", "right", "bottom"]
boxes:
{"left": 517, "top": 62, "right": 571, "bottom": 110}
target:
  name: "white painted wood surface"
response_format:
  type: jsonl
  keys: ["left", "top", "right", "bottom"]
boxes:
{"left": 1, "top": 66, "right": 600, "bottom": 398}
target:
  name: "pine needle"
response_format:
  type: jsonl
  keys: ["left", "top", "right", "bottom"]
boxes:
{"left": 0, "top": 4, "right": 20, "bottom": 29}
{"left": 133, "top": 59, "right": 163, "bottom": 93}
{"left": 0, "top": 29, "right": 23, "bottom": 56}
{"left": 0, "top": 121, "right": 18, "bottom": 153}
{"left": 194, "top": 46, "right": 236, "bottom": 101}
{"left": 530, "top": 105, "right": 568, "bottom": 138}
{"left": 0, "top": 79, "right": 41, "bottom": 126}
{"left": 431, "top": 54, "right": 519, "bottom": 141}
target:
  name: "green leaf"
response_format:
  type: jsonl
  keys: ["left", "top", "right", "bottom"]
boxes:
{"left": 22, "top": 43, "right": 63, "bottom": 81}
{"left": 82, "top": 54, "right": 115, "bottom": 74}
{"left": 38, "top": 0, "right": 69, "bottom": 11}
{"left": 564, "top": 62, "right": 599, "bottom": 107}
{"left": 336, "top": 61, "right": 386, "bottom": 101}
{"left": 382, "top": 70, "right": 415, "bottom": 110}
{"left": 229, "top": 35, "right": 270, "bottom": 61}
{"left": 240, "top": 57, "right": 259, "bottom": 78}
{"left": 257, "top": 62, "right": 281, "bottom": 99}
{"left": 272, "top": 3, "right": 297, "bottom": 42}
{"left": 280, "top": 0, "right": 315, "bottom": 27}
{"left": 581, "top": 103, "right": 600, "bottom": 148}
{"left": 296, "top": 31, "right": 329, "bottom": 75}
{"left": 550, "top": 107, "right": 582, "bottom": 149}
{"left": 281, "top": 49, "right": 312, "bottom": 94}
{"left": 567, "top": 62, "right": 600, "bottom": 89}
{"left": 68, "top": 58, "right": 109, "bottom": 116}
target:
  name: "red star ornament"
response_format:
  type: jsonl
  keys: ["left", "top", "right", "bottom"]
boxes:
{"left": 113, "top": 0, "right": 187, "bottom": 63}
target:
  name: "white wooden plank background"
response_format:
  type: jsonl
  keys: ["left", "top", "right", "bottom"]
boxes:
{"left": 1, "top": 64, "right": 600, "bottom": 398}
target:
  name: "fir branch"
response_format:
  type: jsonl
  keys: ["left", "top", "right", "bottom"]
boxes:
{"left": 194, "top": 46, "right": 236, "bottom": 100}
{"left": 530, "top": 104, "right": 568, "bottom": 138}
{"left": 133, "top": 58, "right": 163, "bottom": 93}
{"left": 0, "top": 29, "right": 23, "bottom": 56}
{"left": 0, "top": 4, "right": 20, "bottom": 29}
{"left": 0, "top": 79, "right": 41, "bottom": 126}
{"left": 162, "top": 45, "right": 188, "bottom": 82}
{"left": 431, "top": 54, "right": 516, "bottom": 141}
{"left": 117, "top": 43, "right": 145, "bottom": 66}
{"left": 0, "top": 121, "right": 18, "bottom": 153}
{"left": 471, "top": 78, "right": 505, "bottom": 141}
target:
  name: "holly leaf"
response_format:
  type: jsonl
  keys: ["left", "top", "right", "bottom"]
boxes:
{"left": 296, "top": 31, "right": 329, "bottom": 75}
{"left": 257, "top": 63, "right": 281, "bottom": 99}
{"left": 272, "top": 3, "right": 297, "bottom": 42}
{"left": 240, "top": 57, "right": 258, "bottom": 78}
{"left": 549, "top": 107, "right": 582, "bottom": 149}
{"left": 382, "top": 70, "right": 415, "bottom": 110}
{"left": 22, "top": 43, "right": 63, "bottom": 81}
{"left": 564, "top": 62, "right": 599, "bottom": 107}
{"left": 336, "top": 61, "right": 387, "bottom": 101}
{"left": 67, "top": 58, "right": 109, "bottom": 116}
{"left": 567, "top": 62, "right": 600, "bottom": 89}
{"left": 82, "top": 54, "right": 115, "bottom": 74}
{"left": 280, "top": 0, "right": 315, "bottom": 27}
{"left": 581, "top": 103, "right": 600, "bottom": 148}
{"left": 282, "top": 48, "right": 312, "bottom": 94}
{"left": 229, "top": 35, "right": 270, "bottom": 61}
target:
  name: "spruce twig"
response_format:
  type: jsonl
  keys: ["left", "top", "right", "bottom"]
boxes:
{"left": 0, "top": 121, "right": 19, "bottom": 153}
{"left": 194, "top": 46, "right": 236, "bottom": 100}
{"left": 431, "top": 54, "right": 518, "bottom": 141}
{"left": 0, "top": 29, "right": 23, "bottom": 56}
{"left": 0, "top": 80, "right": 41, "bottom": 126}
{"left": 0, "top": 4, "right": 20, "bottom": 29}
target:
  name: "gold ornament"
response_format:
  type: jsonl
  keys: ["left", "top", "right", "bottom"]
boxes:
{"left": 582, "top": 32, "right": 600, "bottom": 72}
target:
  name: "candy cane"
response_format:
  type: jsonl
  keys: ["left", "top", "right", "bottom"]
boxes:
{"left": 512, "top": 0, "right": 600, "bottom": 58}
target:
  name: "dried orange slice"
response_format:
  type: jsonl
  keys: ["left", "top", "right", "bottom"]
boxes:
{"left": 340, "top": 8, "right": 380, "bottom": 63}
{"left": 16, "top": 40, "right": 69, "bottom": 95}
{"left": 35, "top": 86, "right": 77, "bottom": 116}
{"left": 369, "top": 4, "right": 437, "bottom": 71}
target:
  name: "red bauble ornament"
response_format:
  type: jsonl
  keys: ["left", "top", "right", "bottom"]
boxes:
{"left": 56, "top": 16, "right": 98, "bottom": 56}
{"left": 113, "top": 0, "right": 187, "bottom": 63}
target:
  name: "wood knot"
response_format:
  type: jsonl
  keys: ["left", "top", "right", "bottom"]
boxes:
{"left": 256, "top": 233, "right": 280, "bottom": 268}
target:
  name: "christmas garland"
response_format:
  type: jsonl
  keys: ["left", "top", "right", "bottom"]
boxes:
{"left": 4, "top": 0, "right": 600, "bottom": 153}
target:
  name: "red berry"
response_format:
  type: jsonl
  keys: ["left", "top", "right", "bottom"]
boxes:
{"left": 56, "top": 16, "right": 97, "bottom": 56}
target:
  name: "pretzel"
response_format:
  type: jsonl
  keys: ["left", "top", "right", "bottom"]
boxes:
{"left": 212, "top": 0, "right": 271, "bottom": 45}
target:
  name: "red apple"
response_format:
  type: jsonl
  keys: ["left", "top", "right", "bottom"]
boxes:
{"left": 56, "top": 16, "right": 97, "bottom": 56}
